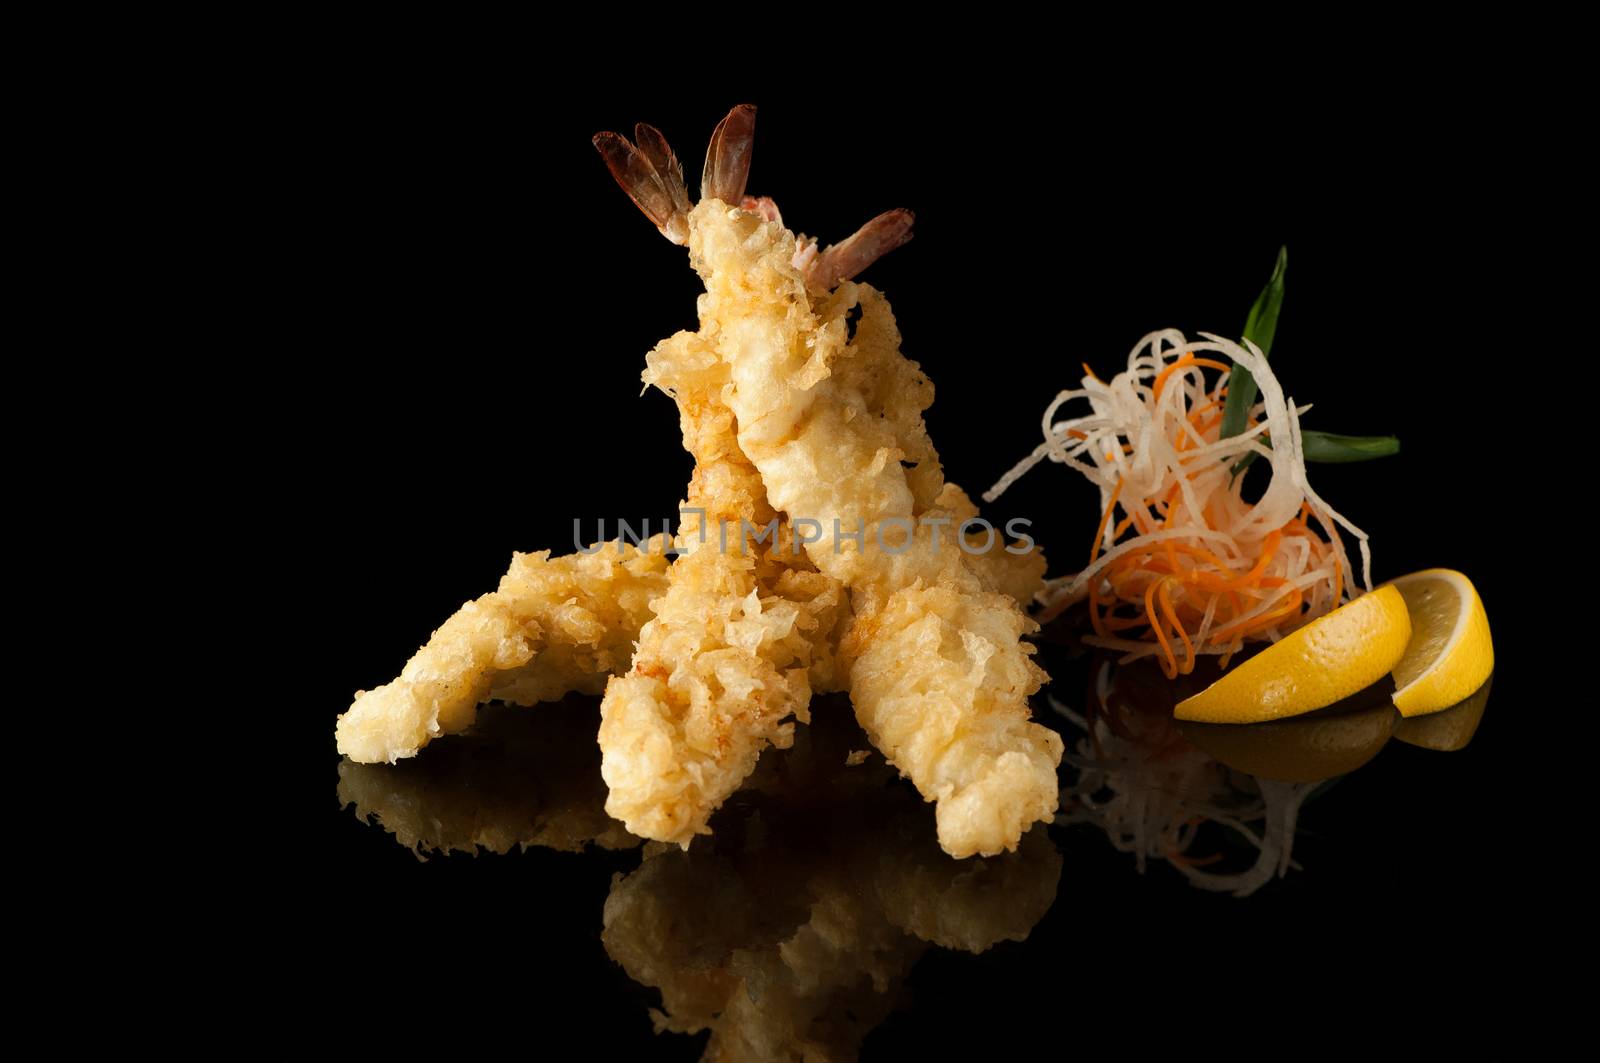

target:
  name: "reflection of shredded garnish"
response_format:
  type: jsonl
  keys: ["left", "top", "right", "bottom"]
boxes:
{"left": 1050, "top": 665, "right": 1314, "bottom": 896}
{"left": 988, "top": 330, "right": 1371, "bottom": 679}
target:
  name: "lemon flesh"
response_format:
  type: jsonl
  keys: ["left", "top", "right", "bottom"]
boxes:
{"left": 1174, "top": 585, "right": 1412, "bottom": 724}
{"left": 1386, "top": 569, "right": 1494, "bottom": 718}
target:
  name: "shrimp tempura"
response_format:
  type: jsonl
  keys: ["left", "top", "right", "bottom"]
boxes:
{"left": 595, "top": 114, "right": 849, "bottom": 845}
{"left": 597, "top": 333, "right": 848, "bottom": 844}
{"left": 681, "top": 194, "right": 1064, "bottom": 858}
{"left": 601, "top": 105, "right": 1062, "bottom": 858}
{"left": 335, "top": 540, "right": 669, "bottom": 764}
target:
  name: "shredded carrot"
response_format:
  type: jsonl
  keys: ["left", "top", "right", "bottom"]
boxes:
{"left": 1211, "top": 585, "right": 1304, "bottom": 641}
{"left": 1145, "top": 580, "right": 1177, "bottom": 679}
{"left": 1087, "top": 478, "right": 1124, "bottom": 638}
{"left": 1156, "top": 579, "right": 1194, "bottom": 675}
{"left": 985, "top": 328, "right": 1366, "bottom": 687}
{"left": 1051, "top": 347, "right": 1350, "bottom": 674}
{"left": 1151, "top": 353, "right": 1231, "bottom": 402}
{"left": 1089, "top": 479, "right": 1124, "bottom": 566}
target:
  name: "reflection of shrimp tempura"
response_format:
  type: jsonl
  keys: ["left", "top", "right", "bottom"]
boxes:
{"left": 601, "top": 702, "right": 1061, "bottom": 1057}
{"left": 338, "top": 697, "right": 639, "bottom": 854}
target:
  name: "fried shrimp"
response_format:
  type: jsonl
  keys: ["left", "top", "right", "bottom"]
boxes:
{"left": 334, "top": 540, "right": 670, "bottom": 764}
{"left": 599, "top": 106, "right": 1058, "bottom": 856}
{"left": 596, "top": 374, "right": 848, "bottom": 845}
{"left": 708, "top": 217, "right": 1063, "bottom": 857}
{"left": 595, "top": 114, "right": 849, "bottom": 846}
{"left": 603, "top": 107, "right": 1061, "bottom": 857}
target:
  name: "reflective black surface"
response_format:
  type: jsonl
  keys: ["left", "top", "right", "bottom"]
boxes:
{"left": 332, "top": 639, "right": 1496, "bottom": 1057}
{"left": 269, "top": 78, "right": 1535, "bottom": 1053}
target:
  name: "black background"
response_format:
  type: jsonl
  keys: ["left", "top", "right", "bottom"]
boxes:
{"left": 262, "top": 73, "right": 1534, "bottom": 1052}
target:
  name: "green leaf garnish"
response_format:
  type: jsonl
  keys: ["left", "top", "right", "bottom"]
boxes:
{"left": 1189, "top": 247, "right": 1396, "bottom": 477}
{"left": 1229, "top": 430, "right": 1401, "bottom": 467}
{"left": 1300, "top": 431, "right": 1400, "bottom": 463}
{"left": 1220, "top": 245, "right": 1287, "bottom": 445}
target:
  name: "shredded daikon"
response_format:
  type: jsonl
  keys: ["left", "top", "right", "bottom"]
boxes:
{"left": 987, "top": 330, "right": 1371, "bottom": 677}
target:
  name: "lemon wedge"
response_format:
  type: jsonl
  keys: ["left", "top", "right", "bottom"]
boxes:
{"left": 1385, "top": 569, "right": 1494, "bottom": 718}
{"left": 1174, "top": 585, "right": 1412, "bottom": 724}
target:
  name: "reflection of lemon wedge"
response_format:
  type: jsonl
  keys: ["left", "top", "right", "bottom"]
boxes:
{"left": 1174, "top": 586, "right": 1412, "bottom": 724}
{"left": 1385, "top": 569, "right": 1494, "bottom": 718}
{"left": 1393, "top": 674, "right": 1492, "bottom": 751}
{"left": 1176, "top": 699, "right": 1395, "bottom": 782}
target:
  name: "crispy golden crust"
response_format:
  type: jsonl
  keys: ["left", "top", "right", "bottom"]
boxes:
{"left": 936, "top": 482, "right": 1049, "bottom": 606}
{"left": 846, "top": 570, "right": 1061, "bottom": 858}
{"left": 682, "top": 200, "right": 1062, "bottom": 857}
{"left": 598, "top": 331, "right": 850, "bottom": 846}
{"left": 335, "top": 539, "right": 670, "bottom": 764}
{"left": 340, "top": 169, "right": 1053, "bottom": 853}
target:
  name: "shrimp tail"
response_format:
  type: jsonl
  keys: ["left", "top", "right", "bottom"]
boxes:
{"left": 801, "top": 208, "right": 916, "bottom": 293}
{"left": 701, "top": 103, "right": 756, "bottom": 205}
{"left": 593, "top": 126, "right": 691, "bottom": 244}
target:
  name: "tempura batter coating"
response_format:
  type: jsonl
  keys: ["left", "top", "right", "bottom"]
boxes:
{"left": 681, "top": 200, "right": 1063, "bottom": 857}
{"left": 599, "top": 330, "right": 849, "bottom": 845}
{"left": 817, "top": 284, "right": 1046, "bottom": 605}
{"left": 939, "top": 482, "right": 1049, "bottom": 607}
{"left": 336, "top": 539, "right": 670, "bottom": 764}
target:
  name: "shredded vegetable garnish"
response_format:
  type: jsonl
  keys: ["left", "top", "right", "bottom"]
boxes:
{"left": 986, "top": 329, "right": 1371, "bottom": 677}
